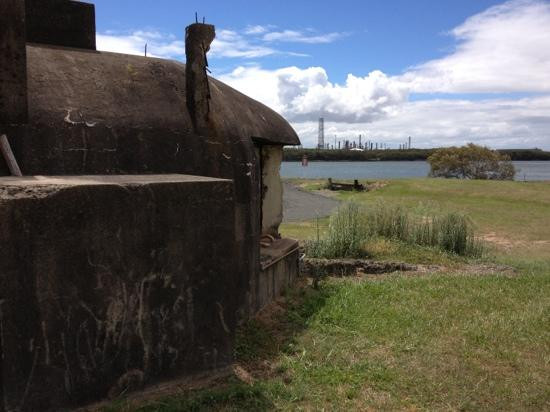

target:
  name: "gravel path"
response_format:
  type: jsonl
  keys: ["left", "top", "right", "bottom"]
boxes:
{"left": 282, "top": 182, "right": 340, "bottom": 222}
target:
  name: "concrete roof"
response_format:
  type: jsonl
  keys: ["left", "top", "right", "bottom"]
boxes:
{"left": 26, "top": 44, "right": 300, "bottom": 146}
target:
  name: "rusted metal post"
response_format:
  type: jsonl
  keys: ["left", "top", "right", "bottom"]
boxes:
{"left": 185, "top": 22, "right": 215, "bottom": 136}
{"left": 0, "top": 135, "right": 22, "bottom": 176}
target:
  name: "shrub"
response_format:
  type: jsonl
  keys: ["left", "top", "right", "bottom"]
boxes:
{"left": 428, "top": 143, "right": 515, "bottom": 180}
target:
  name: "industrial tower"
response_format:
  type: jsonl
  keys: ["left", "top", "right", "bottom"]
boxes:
{"left": 318, "top": 117, "right": 325, "bottom": 149}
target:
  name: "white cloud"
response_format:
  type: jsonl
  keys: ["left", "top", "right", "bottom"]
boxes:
{"left": 262, "top": 30, "right": 345, "bottom": 44}
{"left": 219, "top": 66, "right": 409, "bottom": 123}
{"left": 97, "top": 25, "right": 344, "bottom": 60}
{"left": 210, "top": 29, "right": 277, "bottom": 58}
{"left": 401, "top": 0, "right": 550, "bottom": 93}
{"left": 220, "top": 65, "right": 550, "bottom": 149}
{"left": 209, "top": 26, "right": 345, "bottom": 58}
{"left": 96, "top": 31, "right": 184, "bottom": 58}
{"left": 96, "top": 28, "right": 280, "bottom": 60}
{"left": 244, "top": 25, "right": 274, "bottom": 35}
{"left": 219, "top": 0, "right": 550, "bottom": 148}
{"left": 215, "top": 66, "right": 280, "bottom": 112}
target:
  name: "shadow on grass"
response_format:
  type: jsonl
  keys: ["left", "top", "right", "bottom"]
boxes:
{"left": 235, "top": 280, "right": 332, "bottom": 366}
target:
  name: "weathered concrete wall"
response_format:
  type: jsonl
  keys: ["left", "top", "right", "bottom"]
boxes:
{"left": 0, "top": 175, "right": 237, "bottom": 412}
{"left": 25, "top": 0, "right": 96, "bottom": 50}
{"left": 260, "top": 145, "right": 284, "bottom": 236}
{"left": 0, "top": 0, "right": 28, "bottom": 125}
{"left": 0, "top": 43, "right": 299, "bottom": 319}
{"left": 0, "top": 45, "right": 265, "bottom": 322}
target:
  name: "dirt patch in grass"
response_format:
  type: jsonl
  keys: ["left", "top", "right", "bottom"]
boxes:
{"left": 482, "top": 232, "right": 516, "bottom": 249}
{"left": 482, "top": 232, "right": 550, "bottom": 258}
{"left": 366, "top": 181, "right": 389, "bottom": 191}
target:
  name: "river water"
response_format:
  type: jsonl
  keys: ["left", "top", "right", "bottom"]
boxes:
{"left": 281, "top": 161, "right": 550, "bottom": 181}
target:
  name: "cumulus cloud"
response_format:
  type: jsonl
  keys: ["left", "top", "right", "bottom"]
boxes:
{"left": 401, "top": 0, "right": 550, "bottom": 93}
{"left": 218, "top": 0, "right": 550, "bottom": 148}
{"left": 219, "top": 66, "right": 409, "bottom": 123}
{"left": 219, "top": 65, "right": 550, "bottom": 148}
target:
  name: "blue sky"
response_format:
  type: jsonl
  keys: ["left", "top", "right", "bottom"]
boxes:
{"left": 94, "top": 0, "right": 550, "bottom": 149}
{"left": 95, "top": 0, "right": 502, "bottom": 79}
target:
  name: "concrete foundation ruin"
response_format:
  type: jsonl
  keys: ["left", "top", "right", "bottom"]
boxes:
{"left": 0, "top": 1, "right": 301, "bottom": 410}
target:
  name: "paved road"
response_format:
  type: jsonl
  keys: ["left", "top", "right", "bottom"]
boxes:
{"left": 282, "top": 182, "right": 340, "bottom": 222}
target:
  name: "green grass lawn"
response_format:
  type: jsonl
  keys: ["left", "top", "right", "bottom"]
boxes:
{"left": 107, "top": 178, "right": 550, "bottom": 411}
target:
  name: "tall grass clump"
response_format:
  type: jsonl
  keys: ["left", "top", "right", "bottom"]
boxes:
{"left": 306, "top": 201, "right": 484, "bottom": 259}
{"left": 305, "top": 202, "right": 368, "bottom": 259}
{"left": 364, "top": 203, "right": 409, "bottom": 241}
{"left": 410, "top": 212, "right": 484, "bottom": 257}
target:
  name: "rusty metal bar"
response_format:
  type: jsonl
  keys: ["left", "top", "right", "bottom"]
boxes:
{"left": 0, "top": 134, "right": 22, "bottom": 176}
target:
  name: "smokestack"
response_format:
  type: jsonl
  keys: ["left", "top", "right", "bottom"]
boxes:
{"left": 318, "top": 117, "right": 325, "bottom": 149}
{"left": 185, "top": 21, "right": 215, "bottom": 135}
{"left": 0, "top": 0, "right": 28, "bottom": 125}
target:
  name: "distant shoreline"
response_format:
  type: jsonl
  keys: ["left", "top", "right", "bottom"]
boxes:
{"left": 283, "top": 148, "right": 550, "bottom": 162}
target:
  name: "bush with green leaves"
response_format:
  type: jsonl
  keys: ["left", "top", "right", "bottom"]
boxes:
{"left": 427, "top": 143, "right": 515, "bottom": 180}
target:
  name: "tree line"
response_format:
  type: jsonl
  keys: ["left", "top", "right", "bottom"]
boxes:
{"left": 283, "top": 147, "right": 550, "bottom": 162}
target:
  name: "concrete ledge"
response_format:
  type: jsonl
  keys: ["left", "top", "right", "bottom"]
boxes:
{"left": 257, "top": 244, "right": 300, "bottom": 312}
{"left": 0, "top": 173, "right": 228, "bottom": 186}
{"left": 300, "top": 258, "right": 418, "bottom": 277}
{"left": 0, "top": 174, "right": 237, "bottom": 411}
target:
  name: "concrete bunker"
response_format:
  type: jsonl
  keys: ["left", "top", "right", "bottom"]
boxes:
{"left": 0, "top": 1, "right": 301, "bottom": 410}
